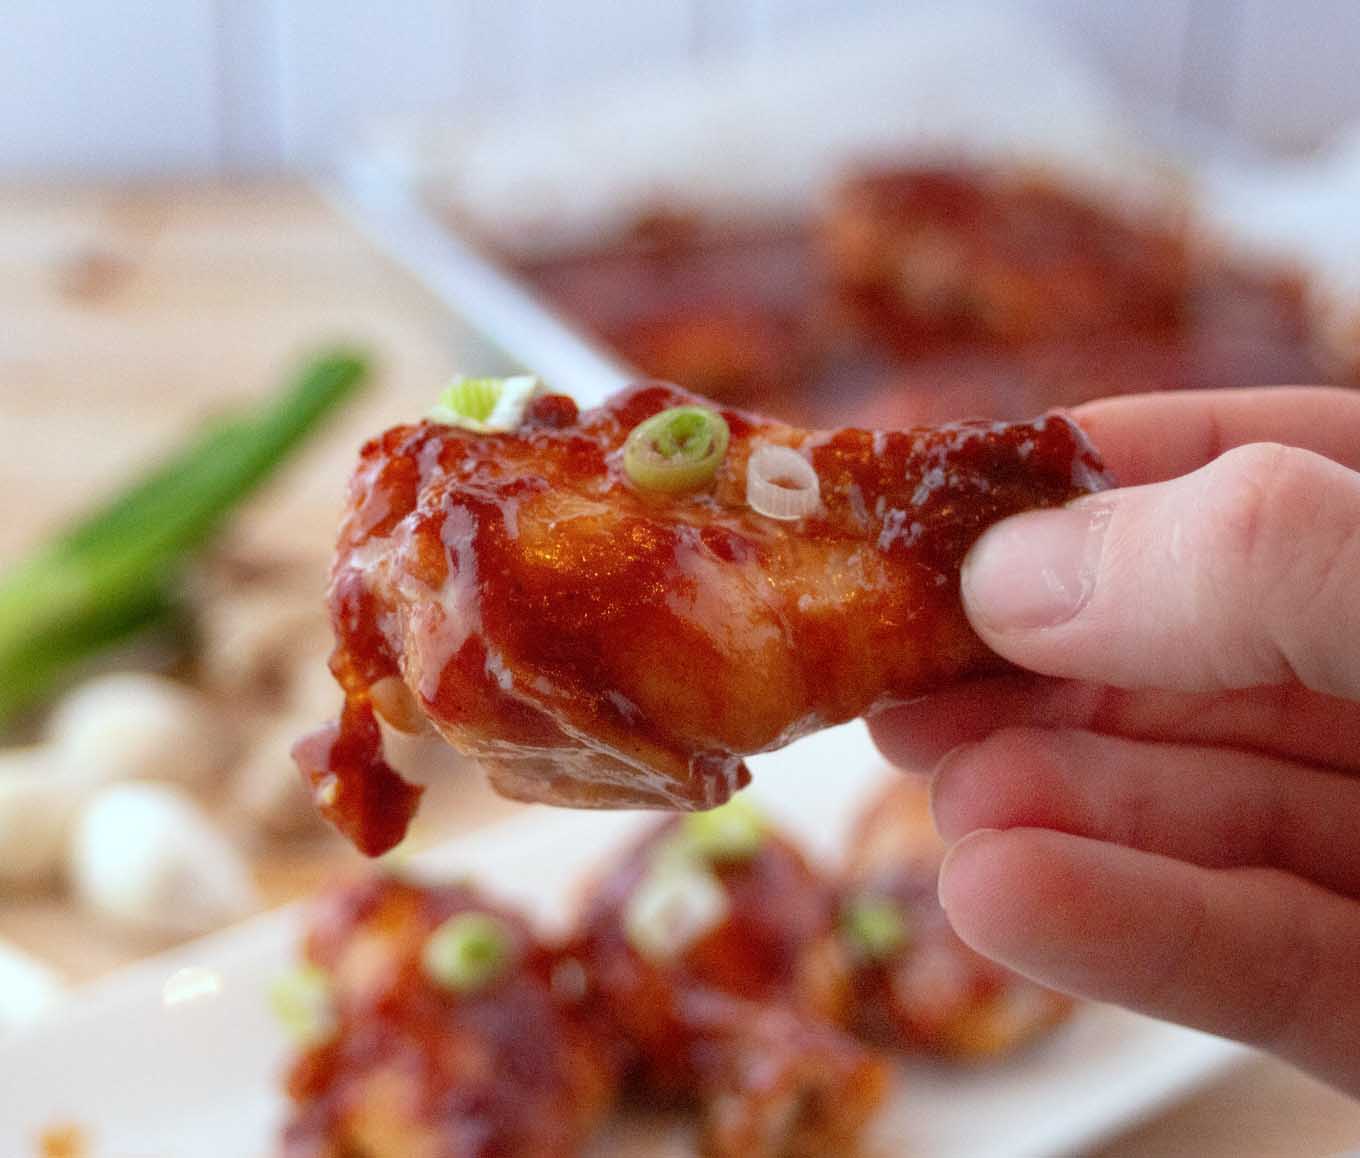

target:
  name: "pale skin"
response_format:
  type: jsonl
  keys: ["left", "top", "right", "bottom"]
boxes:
{"left": 869, "top": 386, "right": 1360, "bottom": 1095}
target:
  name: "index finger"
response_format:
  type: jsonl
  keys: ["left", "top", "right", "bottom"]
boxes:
{"left": 1071, "top": 386, "right": 1360, "bottom": 485}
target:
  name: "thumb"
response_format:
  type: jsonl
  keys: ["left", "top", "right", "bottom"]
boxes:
{"left": 961, "top": 443, "right": 1360, "bottom": 698}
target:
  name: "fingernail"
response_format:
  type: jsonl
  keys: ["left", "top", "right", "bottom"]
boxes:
{"left": 929, "top": 742, "right": 976, "bottom": 840}
{"left": 963, "top": 500, "right": 1111, "bottom": 631}
{"left": 937, "top": 827, "right": 1002, "bottom": 913}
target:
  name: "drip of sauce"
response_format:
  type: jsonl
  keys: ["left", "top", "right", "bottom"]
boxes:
{"left": 292, "top": 697, "right": 422, "bottom": 857}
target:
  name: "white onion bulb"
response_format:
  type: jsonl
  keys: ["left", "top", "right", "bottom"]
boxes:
{"left": 49, "top": 673, "right": 230, "bottom": 789}
{"left": 69, "top": 782, "right": 260, "bottom": 937}
{"left": 746, "top": 444, "right": 822, "bottom": 521}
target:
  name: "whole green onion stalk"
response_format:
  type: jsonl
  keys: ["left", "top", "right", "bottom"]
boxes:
{"left": 0, "top": 350, "right": 370, "bottom": 733}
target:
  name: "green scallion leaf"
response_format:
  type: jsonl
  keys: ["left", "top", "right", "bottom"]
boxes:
{"left": 0, "top": 350, "right": 369, "bottom": 733}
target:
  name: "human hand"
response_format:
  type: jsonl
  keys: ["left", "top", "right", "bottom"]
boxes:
{"left": 869, "top": 386, "right": 1360, "bottom": 1093}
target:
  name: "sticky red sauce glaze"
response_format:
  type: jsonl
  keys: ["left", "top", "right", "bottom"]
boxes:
{"left": 280, "top": 876, "right": 617, "bottom": 1158}
{"left": 841, "top": 780, "right": 1072, "bottom": 1058}
{"left": 566, "top": 818, "right": 887, "bottom": 1154}
{"left": 302, "top": 379, "right": 1110, "bottom": 852}
{"left": 573, "top": 819, "right": 848, "bottom": 1091}
{"left": 292, "top": 700, "right": 423, "bottom": 858}
{"left": 823, "top": 166, "right": 1190, "bottom": 346}
{"left": 509, "top": 165, "right": 1327, "bottom": 428}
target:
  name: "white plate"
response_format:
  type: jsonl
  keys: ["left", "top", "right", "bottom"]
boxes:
{"left": 0, "top": 723, "right": 1246, "bottom": 1158}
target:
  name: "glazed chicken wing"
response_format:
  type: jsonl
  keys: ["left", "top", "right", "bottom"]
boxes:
{"left": 279, "top": 876, "right": 617, "bottom": 1158}
{"left": 840, "top": 779, "right": 1073, "bottom": 1059}
{"left": 823, "top": 164, "right": 1190, "bottom": 350}
{"left": 296, "top": 380, "right": 1110, "bottom": 854}
{"left": 570, "top": 803, "right": 888, "bottom": 1157}
{"left": 606, "top": 306, "right": 810, "bottom": 410}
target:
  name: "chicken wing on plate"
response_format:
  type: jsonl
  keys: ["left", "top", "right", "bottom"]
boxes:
{"left": 278, "top": 876, "right": 617, "bottom": 1158}
{"left": 570, "top": 801, "right": 889, "bottom": 1158}
{"left": 840, "top": 779, "right": 1073, "bottom": 1058}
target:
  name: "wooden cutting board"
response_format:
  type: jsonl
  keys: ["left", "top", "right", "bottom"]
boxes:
{"left": 0, "top": 182, "right": 1356, "bottom": 1157}
{"left": 0, "top": 182, "right": 525, "bottom": 975}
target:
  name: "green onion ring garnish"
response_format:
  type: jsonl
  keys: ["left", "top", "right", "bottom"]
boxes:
{"left": 842, "top": 893, "right": 912, "bottom": 962}
{"left": 428, "top": 375, "right": 544, "bottom": 432}
{"left": 269, "top": 963, "right": 336, "bottom": 1045}
{"left": 422, "top": 911, "right": 514, "bottom": 994}
{"left": 681, "top": 797, "right": 766, "bottom": 862}
{"left": 623, "top": 406, "right": 730, "bottom": 493}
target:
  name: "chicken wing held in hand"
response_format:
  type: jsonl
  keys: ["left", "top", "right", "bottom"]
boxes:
{"left": 296, "top": 378, "right": 1111, "bottom": 854}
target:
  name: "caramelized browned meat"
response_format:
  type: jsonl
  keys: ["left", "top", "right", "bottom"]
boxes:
{"left": 841, "top": 779, "right": 1072, "bottom": 1059}
{"left": 682, "top": 992, "right": 889, "bottom": 1158}
{"left": 297, "top": 381, "right": 1111, "bottom": 853}
{"left": 279, "top": 877, "right": 616, "bottom": 1158}
{"left": 823, "top": 165, "right": 1191, "bottom": 349}
{"left": 571, "top": 808, "right": 888, "bottom": 1157}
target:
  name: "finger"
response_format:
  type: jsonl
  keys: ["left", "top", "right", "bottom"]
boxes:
{"left": 962, "top": 444, "right": 1360, "bottom": 697}
{"left": 1071, "top": 386, "right": 1360, "bottom": 485}
{"left": 866, "top": 673, "right": 1360, "bottom": 774}
{"left": 930, "top": 727, "right": 1360, "bottom": 899}
{"left": 938, "top": 828, "right": 1360, "bottom": 1092}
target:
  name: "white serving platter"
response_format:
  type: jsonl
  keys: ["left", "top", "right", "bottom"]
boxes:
{"left": 0, "top": 723, "right": 1247, "bottom": 1158}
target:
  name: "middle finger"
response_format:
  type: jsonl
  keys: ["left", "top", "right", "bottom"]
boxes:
{"left": 930, "top": 726, "right": 1360, "bottom": 900}
{"left": 868, "top": 674, "right": 1360, "bottom": 776}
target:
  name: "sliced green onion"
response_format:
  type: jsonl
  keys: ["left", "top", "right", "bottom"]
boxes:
{"left": 842, "top": 894, "right": 912, "bottom": 962}
{"left": 624, "top": 859, "right": 729, "bottom": 962}
{"left": 428, "top": 375, "right": 544, "bottom": 433}
{"left": 623, "top": 406, "right": 730, "bottom": 493}
{"left": 422, "top": 911, "right": 514, "bottom": 993}
{"left": 681, "top": 796, "right": 766, "bottom": 862}
{"left": 269, "top": 964, "right": 335, "bottom": 1045}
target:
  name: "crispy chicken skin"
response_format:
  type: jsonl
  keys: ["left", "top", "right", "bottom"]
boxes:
{"left": 841, "top": 779, "right": 1073, "bottom": 1059}
{"left": 296, "top": 380, "right": 1110, "bottom": 854}
{"left": 280, "top": 877, "right": 617, "bottom": 1158}
{"left": 570, "top": 814, "right": 888, "bottom": 1157}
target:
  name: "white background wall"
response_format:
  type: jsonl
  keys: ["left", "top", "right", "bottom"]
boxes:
{"left": 3, "top": 0, "right": 1359, "bottom": 177}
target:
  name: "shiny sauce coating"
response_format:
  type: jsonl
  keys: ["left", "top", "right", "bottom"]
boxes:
{"left": 281, "top": 877, "right": 617, "bottom": 1158}
{"left": 299, "top": 381, "right": 1111, "bottom": 854}
{"left": 511, "top": 166, "right": 1328, "bottom": 428}
{"left": 569, "top": 818, "right": 888, "bottom": 1156}
{"left": 843, "top": 779, "right": 1072, "bottom": 1058}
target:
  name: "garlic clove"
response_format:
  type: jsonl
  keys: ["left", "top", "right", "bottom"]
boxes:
{"left": 0, "top": 746, "right": 85, "bottom": 890}
{"left": 48, "top": 672, "right": 232, "bottom": 789}
{"left": 0, "top": 938, "right": 65, "bottom": 1033}
{"left": 69, "top": 782, "right": 261, "bottom": 938}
